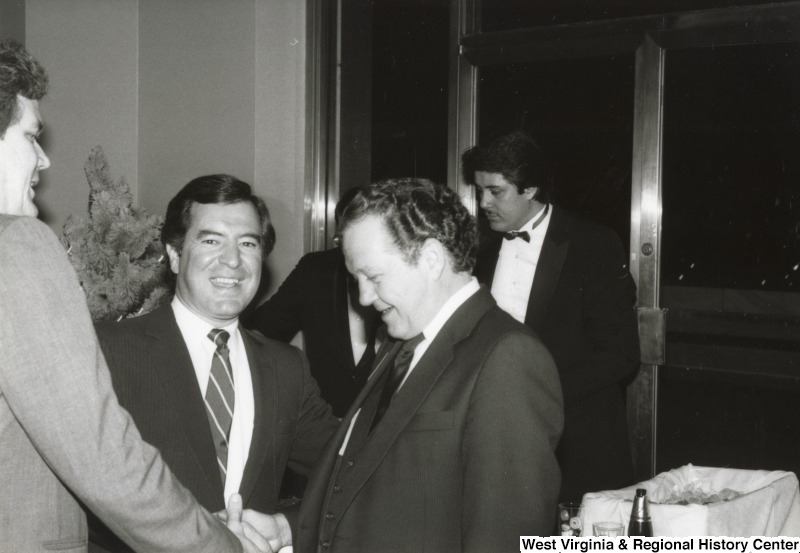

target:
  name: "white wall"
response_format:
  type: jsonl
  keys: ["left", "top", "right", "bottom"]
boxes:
{"left": 137, "top": 0, "right": 256, "bottom": 212}
{"left": 0, "top": 0, "right": 25, "bottom": 43}
{"left": 254, "top": 0, "right": 308, "bottom": 293}
{"left": 26, "top": 0, "right": 139, "bottom": 229}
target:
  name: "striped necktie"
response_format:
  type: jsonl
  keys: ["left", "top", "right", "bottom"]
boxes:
{"left": 205, "top": 328, "right": 235, "bottom": 485}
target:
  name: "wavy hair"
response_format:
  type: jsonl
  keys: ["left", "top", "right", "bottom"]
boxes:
{"left": 339, "top": 178, "right": 478, "bottom": 273}
{"left": 0, "top": 39, "right": 48, "bottom": 137}
{"left": 461, "top": 130, "right": 552, "bottom": 203}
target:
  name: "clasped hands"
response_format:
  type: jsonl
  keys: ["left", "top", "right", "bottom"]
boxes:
{"left": 220, "top": 494, "right": 293, "bottom": 553}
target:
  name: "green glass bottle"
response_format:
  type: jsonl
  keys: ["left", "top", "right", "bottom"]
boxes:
{"left": 628, "top": 488, "right": 654, "bottom": 537}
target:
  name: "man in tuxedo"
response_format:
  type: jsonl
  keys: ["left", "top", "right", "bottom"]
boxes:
{"left": 289, "top": 178, "right": 563, "bottom": 553}
{"left": 91, "top": 174, "right": 339, "bottom": 551}
{"left": 246, "top": 186, "right": 380, "bottom": 418}
{"left": 463, "top": 131, "right": 641, "bottom": 501}
{"left": 0, "top": 39, "right": 261, "bottom": 553}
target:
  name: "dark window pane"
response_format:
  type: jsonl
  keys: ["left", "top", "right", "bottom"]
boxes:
{"left": 478, "top": 56, "right": 635, "bottom": 248}
{"left": 480, "top": 0, "right": 796, "bottom": 32}
{"left": 662, "top": 43, "right": 800, "bottom": 298}
{"left": 371, "top": 0, "right": 449, "bottom": 184}
{"left": 657, "top": 366, "right": 800, "bottom": 475}
{"left": 659, "top": 42, "right": 800, "bottom": 478}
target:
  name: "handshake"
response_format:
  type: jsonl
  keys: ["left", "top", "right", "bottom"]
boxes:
{"left": 220, "top": 494, "right": 294, "bottom": 553}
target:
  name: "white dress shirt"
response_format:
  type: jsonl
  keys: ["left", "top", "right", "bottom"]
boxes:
{"left": 491, "top": 206, "right": 552, "bottom": 323}
{"left": 347, "top": 287, "right": 370, "bottom": 364}
{"left": 171, "top": 297, "right": 255, "bottom": 504}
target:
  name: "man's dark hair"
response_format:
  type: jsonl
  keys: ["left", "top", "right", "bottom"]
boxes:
{"left": 461, "top": 130, "right": 552, "bottom": 203}
{"left": 162, "top": 174, "right": 276, "bottom": 260}
{"left": 0, "top": 39, "right": 48, "bottom": 138}
{"left": 339, "top": 178, "right": 478, "bottom": 273}
{"left": 335, "top": 186, "right": 362, "bottom": 225}
{"left": 332, "top": 186, "right": 363, "bottom": 247}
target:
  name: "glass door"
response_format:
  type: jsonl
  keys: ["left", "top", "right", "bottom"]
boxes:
{"left": 657, "top": 41, "right": 800, "bottom": 474}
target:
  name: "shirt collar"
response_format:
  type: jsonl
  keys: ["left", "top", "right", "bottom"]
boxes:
{"left": 419, "top": 277, "right": 480, "bottom": 345}
{"left": 171, "top": 295, "right": 239, "bottom": 346}
{"left": 518, "top": 203, "right": 550, "bottom": 234}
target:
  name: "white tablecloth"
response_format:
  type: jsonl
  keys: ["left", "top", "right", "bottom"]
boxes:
{"left": 582, "top": 464, "right": 800, "bottom": 536}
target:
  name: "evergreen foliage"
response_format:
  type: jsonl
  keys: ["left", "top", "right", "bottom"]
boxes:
{"left": 61, "top": 146, "right": 171, "bottom": 322}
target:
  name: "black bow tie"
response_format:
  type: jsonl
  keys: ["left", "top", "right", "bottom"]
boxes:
{"left": 503, "top": 230, "right": 530, "bottom": 242}
{"left": 501, "top": 204, "right": 550, "bottom": 243}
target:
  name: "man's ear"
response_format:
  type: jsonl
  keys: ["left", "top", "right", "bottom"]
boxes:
{"left": 419, "top": 238, "right": 446, "bottom": 280}
{"left": 523, "top": 186, "right": 539, "bottom": 201}
{"left": 165, "top": 244, "right": 181, "bottom": 275}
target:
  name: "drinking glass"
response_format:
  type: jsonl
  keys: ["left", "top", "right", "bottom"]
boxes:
{"left": 557, "top": 502, "right": 584, "bottom": 536}
{"left": 593, "top": 521, "right": 625, "bottom": 537}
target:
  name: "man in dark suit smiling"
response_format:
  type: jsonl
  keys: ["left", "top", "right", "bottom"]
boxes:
{"left": 92, "top": 174, "right": 338, "bottom": 552}
{"left": 464, "top": 131, "right": 641, "bottom": 501}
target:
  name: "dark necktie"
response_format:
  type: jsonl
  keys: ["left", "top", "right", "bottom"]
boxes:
{"left": 204, "top": 328, "right": 235, "bottom": 485}
{"left": 371, "top": 333, "right": 424, "bottom": 431}
{"left": 502, "top": 204, "right": 550, "bottom": 242}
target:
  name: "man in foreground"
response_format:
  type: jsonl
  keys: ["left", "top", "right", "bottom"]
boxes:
{"left": 292, "top": 178, "right": 564, "bottom": 552}
{"left": 0, "top": 38, "right": 265, "bottom": 553}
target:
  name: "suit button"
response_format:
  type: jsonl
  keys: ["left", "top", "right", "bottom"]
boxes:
{"left": 322, "top": 541, "right": 331, "bottom": 549}
{"left": 326, "top": 512, "right": 334, "bottom": 520}
{"left": 347, "top": 459, "right": 355, "bottom": 467}
{"left": 333, "top": 485, "right": 342, "bottom": 493}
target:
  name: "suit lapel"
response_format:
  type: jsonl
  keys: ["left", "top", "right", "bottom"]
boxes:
{"left": 474, "top": 233, "right": 502, "bottom": 287}
{"left": 145, "top": 305, "right": 224, "bottom": 500}
{"left": 329, "top": 339, "right": 401, "bottom": 461}
{"left": 237, "top": 329, "right": 274, "bottom": 505}
{"left": 525, "top": 206, "right": 569, "bottom": 331}
{"left": 301, "top": 339, "right": 401, "bottom": 535}
{"left": 335, "top": 288, "right": 495, "bottom": 512}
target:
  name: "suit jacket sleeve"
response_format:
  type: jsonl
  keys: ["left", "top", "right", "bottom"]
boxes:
{"left": 246, "top": 256, "right": 306, "bottom": 342}
{"left": 462, "top": 331, "right": 564, "bottom": 550}
{"left": 286, "top": 347, "right": 340, "bottom": 475}
{"left": 564, "top": 227, "right": 640, "bottom": 404}
{"left": 0, "top": 217, "right": 241, "bottom": 553}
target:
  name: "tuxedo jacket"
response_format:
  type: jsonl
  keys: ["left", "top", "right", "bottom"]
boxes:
{"left": 90, "top": 303, "right": 339, "bottom": 550}
{"left": 0, "top": 216, "right": 240, "bottom": 553}
{"left": 246, "top": 248, "right": 376, "bottom": 417}
{"left": 475, "top": 205, "right": 641, "bottom": 500}
{"left": 296, "top": 287, "right": 564, "bottom": 553}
